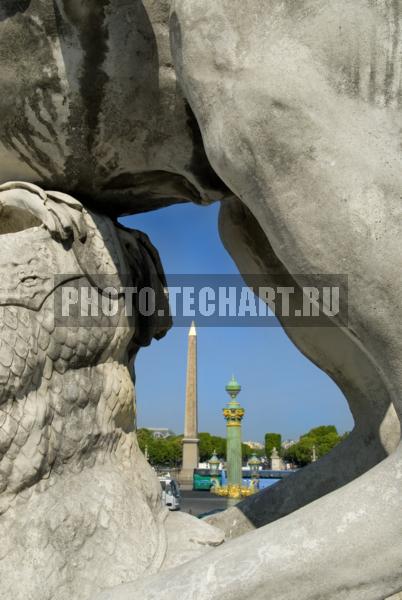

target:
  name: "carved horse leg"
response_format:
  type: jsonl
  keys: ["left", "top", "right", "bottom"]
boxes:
{"left": 206, "top": 197, "right": 400, "bottom": 537}
{"left": 93, "top": 1, "right": 402, "bottom": 597}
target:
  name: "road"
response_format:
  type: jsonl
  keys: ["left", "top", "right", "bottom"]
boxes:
{"left": 180, "top": 490, "right": 228, "bottom": 517}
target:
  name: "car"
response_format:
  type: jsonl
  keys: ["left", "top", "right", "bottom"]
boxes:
{"left": 159, "top": 477, "right": 181, "bottom": 510}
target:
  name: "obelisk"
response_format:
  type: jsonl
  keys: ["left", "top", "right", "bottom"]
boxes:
{"left": 180, "top": 321, "right": 199, "bottom": 487}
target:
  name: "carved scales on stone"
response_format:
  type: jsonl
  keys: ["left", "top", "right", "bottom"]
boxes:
{"left": 0, "top": 183, "right": 223, "bottom": 600}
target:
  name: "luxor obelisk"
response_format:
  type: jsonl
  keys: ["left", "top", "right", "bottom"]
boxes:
{"left": 179, "top": 322, "right": 199, "bottom": 487}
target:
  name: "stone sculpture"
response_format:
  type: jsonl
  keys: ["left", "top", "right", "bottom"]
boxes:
{"left": 0, "top": 183, "right": 223, "bottom": 600}
{"left": 0, "top": 1, "right": 402, "bottom": 599}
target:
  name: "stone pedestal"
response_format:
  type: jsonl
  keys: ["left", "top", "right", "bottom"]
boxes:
{"left": 270, "top": 447, "right": 283, "bottom": 471}
{"left": 180, "top": 438, "right": 200, "bottom": 487}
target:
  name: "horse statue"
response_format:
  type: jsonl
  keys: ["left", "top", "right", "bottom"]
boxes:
{"left": 0, "top": 2, "right": 401, "bottom": 599}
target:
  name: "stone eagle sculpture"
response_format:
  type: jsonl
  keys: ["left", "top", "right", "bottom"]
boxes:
{"left": 0, "top": 1, "right": 401, "bottom": 600}
{"left": 0, "top": 182, "right": 223, "bottom": 600}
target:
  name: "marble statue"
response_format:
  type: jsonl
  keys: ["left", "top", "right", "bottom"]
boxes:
{"left": 0, "top": 1, "right": 401, "bottom": 599}
{"left": 0, "top": 182, "right": 223, "bottom": 600}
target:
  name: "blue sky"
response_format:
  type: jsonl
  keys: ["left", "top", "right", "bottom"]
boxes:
{"left": 121, "top": 203, "right": 353, "bottom": 443}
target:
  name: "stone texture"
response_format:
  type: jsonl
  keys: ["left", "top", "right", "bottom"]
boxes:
{"left": 270, "top": 447, "right": 282, "bottom": 471}
{"left": 0, "top": 0, "right": 229, "bottom": 213}
{"left": 0, "top": 184, "right": 223, "bottom": 600}
{"left": 180, "top": 321, "right": 199, "bottom": 486}
{"left": 184, "top": 322, "right": 197, "bottom": 440}
{"left": 206, "top": 196, "right": 401, "bottom": 538}
{"left": 139, "top": 0, "right": 402, "bottom": 597}
{"left": 1, "top": 1, "right": 402, "bottom": 599}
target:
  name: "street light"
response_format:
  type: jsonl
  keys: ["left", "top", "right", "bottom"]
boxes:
{"left": 312, "top": 445, "right": 317, "bottom": 463}
{"left": 209, "top": 450, "right": 220, "bottom": 490}
{"left": 248, "top": 452, "right": 261, "bottom": 479}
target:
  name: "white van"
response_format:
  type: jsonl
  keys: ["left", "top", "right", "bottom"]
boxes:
{"left": 159, "top": 477, "right": 181, "bottom": 511}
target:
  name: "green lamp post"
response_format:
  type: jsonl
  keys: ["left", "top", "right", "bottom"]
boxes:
{"left": 248, "top": 452, "right": 261, "bottom": 491}
{"left": 223, "top": 376, "right": 245, "bottom": 499}
{"left": 209, "top": 450, "right": 220, "bottom": 490}
{"left": 248, "top": 452, "right": 261, "bottom": 477}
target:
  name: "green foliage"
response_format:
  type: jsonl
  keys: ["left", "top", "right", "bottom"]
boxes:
{"left": 242, "top": 443, "right": 252, "bottom": 460}
{"left": 199, "top": 432, "right": 226, "bottom": 461}
{"left": 283, "top": 425, "right": 344, "bottom": 467}
{"left": 137, "top": 428, "right": 153, "bottom": 449}
{"left": 137, "top": 425, "right": 346, "bottom": 469}
{"left": 137, "top": 428, "right": 182, "bottom": 467}
{"left": 137, "top": 429, "right": 228, "bottom": 467}
{"left": 265, "top": 433, "right": 282, "bottom": 458}
{"left": 199, "top": 432, "right": 263, "bottom": 462}
{"left": 211, "top": 435, "right": 226, "bottom": 459}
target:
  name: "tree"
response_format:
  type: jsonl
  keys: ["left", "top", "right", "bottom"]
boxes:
{"left": 136, "top": 429, "right": 182, "bottom": 467}
{"left": 306, "top": 425, "right": 340, "bottom": 459}
{"left": 242, "top": 443, "right": 253, "bottom": 460}
{"left": 199, "top": 432, "right": 226, "bottom": 461}
{"left": 199, "top": 432, "right": 213, "bottom": 462}
{"left": 210, "top": 435, "right": 226, "bottom": 459}
{"left": 265, "top": 433, "right": 282, "bottom": 459}
{"left": 283, "top": 425, "right": 343, "bottom": 467}
{"left": 137, "top": 428, "right": 153, "bottom": 453}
